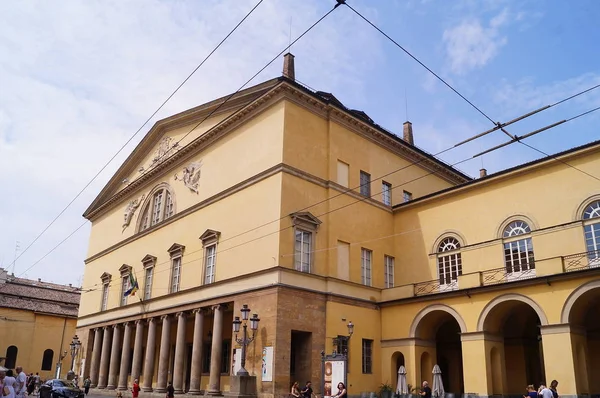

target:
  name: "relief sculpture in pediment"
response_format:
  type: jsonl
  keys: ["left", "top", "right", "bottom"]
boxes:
{"left": 122, "top": 194, "right": 145, "bottom": 232}
{"left": 174, "top": 160, "right": 203, "bottom": 194}
{"left": 143, "top": 136, "right": 180, "bottom": 172}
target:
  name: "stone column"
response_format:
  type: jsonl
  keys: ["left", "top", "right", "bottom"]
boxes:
{"left": 207, "top": 304, "right": 224, "bottom": 396}
{"left": 173, "top": 312, "right": 187, "bottom": 394}
{"left": 155, "top": 315, "right": 172, "bottom": 393}
{"left": 90, "top": 328, "right": 103, "bottom": 387}
{"left": 188, "top": 309, "right": 205, "bottom": 395}
{"left": 142, "top": 318, "right": 158, "bottom": 392}
{"left": 97, "top": 326, "right": 113, "bottom": 389}
{"left": 107, "top": 324, "right": 122, "bottom": 390}
{"left": 118, "top": 322, "right": 133, "bottom": 390}
{"left": 541, "top": 325, "right": 581, "bottom": 397}
{"left": 131, "top": 320, "right": 145, "bottom": 382}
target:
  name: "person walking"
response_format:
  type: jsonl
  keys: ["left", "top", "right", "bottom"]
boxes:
{"left": 14, "top": 368, "right": 26, "bottom": 398}
{"left": 131, "top": 379, "right": 140, "bottom": 398}
{"left": 166, "top": 381, "right": 174, "bottom": 398}
{"left": 83, "top": 377, "right": 91, "bottom": 396}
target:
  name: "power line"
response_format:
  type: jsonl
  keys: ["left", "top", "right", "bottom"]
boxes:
{"left": 5, "top": 0, "right": 266, "bottom": 272}
{"left": 8, "top": 2, "right": 342, "bottom": 285}
{"left": 79, "top": 104, "right": 600, "bottom": 293}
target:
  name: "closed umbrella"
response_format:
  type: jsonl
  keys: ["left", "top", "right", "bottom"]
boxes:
{"left": 432, "top": 364, "right": 445, "bottom": 398}
{"left": 396, "top": 366, "right": 408, "bottom": 394}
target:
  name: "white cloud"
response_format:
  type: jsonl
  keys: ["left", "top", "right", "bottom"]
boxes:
{"left": 442, "top": 9, "right": 509, "bottom": 74}
{"left": 0, "top": 0, "right": 382, "bottom": 285}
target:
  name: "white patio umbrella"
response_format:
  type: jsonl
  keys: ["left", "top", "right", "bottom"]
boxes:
{"left": 432, "top": 364, "right": 445, "bottom": 398}
{"left": 396, "top": 365, "right": 408, "bottom": 394}
{"left": 0, "top": 365, "right": 8, "bottom": 372}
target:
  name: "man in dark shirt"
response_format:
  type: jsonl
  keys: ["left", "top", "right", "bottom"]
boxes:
{"left": 420, "top": 381, "right": 432, "bottom": 398}
{"left": 301, "top": 381, "right": 314, "bottom": 398}
{"left": 166, "top": 381, "right": 175, "bottom": 398}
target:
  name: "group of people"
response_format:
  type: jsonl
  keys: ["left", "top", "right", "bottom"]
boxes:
{"left": 526, "top": 381, "right": 560, "bottom": 398}
{"left": 0, "top": 367, "right": 29, "bottom": 398}
{"left": 291, "top": 381, "right": 347, "bottom": 398}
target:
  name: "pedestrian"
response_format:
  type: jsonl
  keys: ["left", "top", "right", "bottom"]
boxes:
{"left": 83, "top": 376, "right": 91, "bottom": 396}
{"left": 166, "top": 381, "right": 174, "bottom": 398}
{"left": 15, "top": 367, "right": 26, "bottom": 398}
{"left": 131, "top": 379, "right": 140, "bottom": 398}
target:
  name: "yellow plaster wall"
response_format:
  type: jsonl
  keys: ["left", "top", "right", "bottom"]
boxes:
{"left": 79, "top": 174, "right": 283, "bottom": 318}
{"left": 87, "top": 102, "right": 285, "bottom": 256}
{"left": 0, "top": 308, "right": 76, "bottom": 379}
{"left": 393, "top": 152, "right": 600, "bottom": 286}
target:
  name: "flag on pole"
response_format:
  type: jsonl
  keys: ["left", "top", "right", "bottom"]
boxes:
{"left": 124, "top": 272, "right": 139, "bottom": 297}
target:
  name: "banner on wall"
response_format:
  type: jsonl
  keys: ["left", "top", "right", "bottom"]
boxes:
{"left": 233, "top": 349, "right": 242, "bottom": 375}
{"left": 79, "top": 359, "right": 85, "bottom": 378}
{"left": 261, "top": 347, "right": 273, "bottom": 382}
{"left": 323, "top": 358, "right": 346, "bottom": 398}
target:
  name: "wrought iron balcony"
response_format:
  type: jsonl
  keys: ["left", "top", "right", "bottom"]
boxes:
{"left": 481, "top": 267, "right": 536, "bottom": 286}
{"left": 563, "top": 249, "right": 600, "bottom": 272}
{"left": 414, "top": 279, "right": 459, "bottom": 296}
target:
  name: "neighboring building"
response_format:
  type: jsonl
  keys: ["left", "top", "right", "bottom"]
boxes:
{"left": 75, "top": 54, "right": 600, "bottom": 398}
{"left": 0, "top": 267, "right": 80, "bottom": 379}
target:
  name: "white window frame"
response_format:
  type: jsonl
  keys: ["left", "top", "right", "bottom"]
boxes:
{"left": 170, "top": 256, "right": 182, "bottom": 293}
{"left": 139, "top": 185, "right": 175, "bottom": 232}
{"left": 436, "top": 237, "right": 462, "bottom": 291}
{"left": 120, "top": 275, "right": 129, "bottom": 307}
{"left": 360, "top": 171, "right": 371, "bottom": 197}
{"left": 361, "top": 248, "right": 372, "bottom": 286}
{"left": 204, "top": 244, "right": 217, "bottom": 284}
{"left": 294, "top": 229, "right": 312, "bottom": 273}
{"left": 382, "top": 181, "right": 392, "bottom": 206}
{"left": 384, "top": 255, "right": 394, "bottom": 288}
{"left": 583, "top": 200, "right": 600, "bottom": 266}
{"left": 502, "top": 220, "right": 536, "bottom": 279}
{"left": 144, "top": 267, "right": 154, "bottom": 300}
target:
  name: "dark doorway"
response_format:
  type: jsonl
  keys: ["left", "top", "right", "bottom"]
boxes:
{"left": 290, "top": 331, "right": 312, "bottom": 385}
{"left": 435, "top": 320, "right": 464, "bottom": 395}
{"left": 185, "top": 344, "right": 193, "bottom": 392}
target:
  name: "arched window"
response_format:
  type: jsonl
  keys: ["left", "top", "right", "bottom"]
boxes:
{"left": 41, "top": 349, "right": 54, "bottom": 371}
{"left": 502, "top": 220, "right": 535, "bottom": 275}
{"left": 138, "top": 184, "right": 175, "bottom": 232}
{"left": 437, "top": 237, "right": 462, "bottom": 289}
{"left": 583, "top": 200, "right": 600, "bottom": 265}
{"left": 5, "top": 345, "right": 18, "bottom": 369}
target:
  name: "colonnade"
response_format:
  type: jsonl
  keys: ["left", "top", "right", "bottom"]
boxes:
{"left": 87, "top": 304, "right": 225, "bottom": 395}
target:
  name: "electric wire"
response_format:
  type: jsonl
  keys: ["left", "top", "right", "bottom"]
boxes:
{"left": 79, "top": 104, "right": 600, "bottom": 294}
{"left": 4, "top": 0, "right": 266, "bottom": 272}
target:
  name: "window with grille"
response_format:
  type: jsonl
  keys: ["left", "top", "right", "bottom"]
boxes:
{"left": 101, "top": 283, "right": 109, "bottom": 311}
{"left": 144, "top": 267, "right": 153, "bottom": 300}
{"left": 583, "top": 200, "right": 600, "bottom": 262}
{"left": 170, "top": 257, "right": 182, "bottom": 293}
{"left": 294, "top": 229, "right": 312, "bottom": 273}
{"left": 361, "top": 248, "right": 372, "bottom": 286}
{"left": 437, "top": 237, "right": 462, "bottom": 285}
{"left": 120, "top": 276, "right": 129, "bottom": 306}
{"left": 382, "top": 182, "right": 392, "bottom": 205}
{"left": 360, "top": 171, "right": 371, "bottom": 197}
{"left": 139, "top": 185, "right": 175, "bottom": 232}
{"left": 503, "top": 221, "right": 535, "bottom": 272}
{"left": 362, "top": 339, "right": 373, "bottom": 374}
{"left": 205, "top": 245, "right": 216, "bottom": 284}
{"left": 384, "top": 255, "right": 395, "bottom": 288}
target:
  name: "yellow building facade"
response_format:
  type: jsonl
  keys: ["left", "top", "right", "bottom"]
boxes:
{"left": 0, "top": 268, "right": 80, "bottom": 379}
{"left": 76, "top": 55, "right": 600, "bottom": 398}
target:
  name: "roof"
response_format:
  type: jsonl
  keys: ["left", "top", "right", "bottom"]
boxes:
{"left": 393, "top": 139, "right": 600, "bottom": 210}
{"left": 0, "top": 271, "right": 80, "bottom": 318}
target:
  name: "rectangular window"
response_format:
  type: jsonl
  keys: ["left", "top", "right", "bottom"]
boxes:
{"left": 101, "top": 283, "right": 109, "bottom": 311}
{"left": 384, "top": 255, "right": 395, "bottom": 288}
{"left": 337, "top": 160, "right": 349, "bottom": 188}
{"left": 361, "top": 248, "right": 372, "bottom": 286}
{"left": 360, "top": 171, "right": 371, "bottom": 197}
{"left": 144, "top": 267, "right": 154, "bottom": 300}
{"left": 205, "top": 245, "right": 216, "bottom": 284}
{"left": 382, "top": 182, "right": 392, "bottom": 205}
{"left": 504, "top": 238, "right": 535, "bottom": 272}
{"left": 403, "top": 190, "right": 413, "bottom": 202}
{"left": 335, "top": 335, "right": 349, "bottom": 355}
{"left": 170, "top": 257, "right": 182, "bottom": 293}
{"left": 294, "top": 230, "right": 312, "bottom": 273}
{"left": 151, "top": 191, "right": 163, "bottom": 225}
{"left": 362, "top": 339, "right": 373, "bottom": 374}
{"left": 120, "top": 276, "right": 129, "bottom": 306}
{"left": 165, "top": 192, "right": 174, "bottom": 219}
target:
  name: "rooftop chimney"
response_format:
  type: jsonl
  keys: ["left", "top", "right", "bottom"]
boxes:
{"left": 0, "top": 268, "right": 7, "bottom": 284}
{"left": 403, "top": 121, "right": 414, "bottom": 145}
{"left": 283, "top": 53, "right": 295, "bottom": 81}
{"left": 480, "top": 168, "right": 487, "bottom": 178}
{"left": 38, "top": 278, "right": 41, "bottom": 282}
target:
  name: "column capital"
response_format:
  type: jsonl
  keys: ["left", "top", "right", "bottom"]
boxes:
{"left": 176, "top": 311, "right": 187, "bottom": 318}
{"left": 540, "top": 323, "right": 586, "bottom": 336}
{"left": 103, "top": 325, "right": 112, "bottom": 331}
{"left": 147, "top": 317, "right": 157, "bottom": 325}
{"left": 112, "top": 323, "right": 121, "bottom": 330}
{"left": 161, "top": 314, "right": 170, "bottom": 321}
{"left": 211, "top": 303, "right": 225, "bottom": 312}
{"left": 122, "top": 321, "right": 130, "bottom": 327}
{"left": 135, "top": 319, "right": 144, "bottom": 325}
{"left": 193, "top": 308, "right": 207, "bottom": 315}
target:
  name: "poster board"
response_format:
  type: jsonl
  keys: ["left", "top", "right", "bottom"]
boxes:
{"left": 233, "top": 349, "right": 242, "bottom": 375}
{"left": 261, "top": 347, "right": 273, "bottom": 382}
{"left": 322, "top": 354, "right": 347, "bottom": 398}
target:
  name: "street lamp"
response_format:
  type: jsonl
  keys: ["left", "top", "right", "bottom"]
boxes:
{"left": 232, "top": 304, "right": 260, "bottom": 376}
{"left": 68, "top": 335, "right": 81, "bottom": 377}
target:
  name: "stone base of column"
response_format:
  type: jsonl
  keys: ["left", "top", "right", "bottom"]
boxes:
{"left": 97, "top": 385, "right": 107, "bottom": 390}
{"left": 90, "top": 384, "right": 98, "bottom": 389}
{"left": 141, "top": 387, "right": 154, "bottom": 393}
{"left": 205, "top": 390, "right": 223, "bottom": 397}
{"left": 106, "top": 385, "right": 117, "bottom": 391}
{"left": 155, "top": 388, "right": 167, "bottom": 394}
{"left": 117, "top": 386, "right": 128, "bottom": 391}
{"left": 188, "top": 389, "right": 202, "bottom": 396}
{"left": 222, "top": 375, "right": 257, "bottom": 398}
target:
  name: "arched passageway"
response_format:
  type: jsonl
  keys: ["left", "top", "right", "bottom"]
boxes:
{"left": 480, "top": 298, "right": 545, "bottom": 395}
{"left": 413, "top": 308, "right": 464, "bottom": 395}
{"left": 563, "top": 282, "right": 600, "bottom": 395}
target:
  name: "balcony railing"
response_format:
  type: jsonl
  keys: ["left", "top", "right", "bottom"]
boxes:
{"left": 563, "top": 249, "right": 600, "bottom": 272}
{"left": 481, "top": 267, "right": 537, "bottom": 286}
{"left": 414, "top": 279, "right": 459, "bottom": 296}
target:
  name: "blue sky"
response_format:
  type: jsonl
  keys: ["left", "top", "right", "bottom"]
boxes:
{"left": 1, "top": 0, "right": 599, "bottom": 286}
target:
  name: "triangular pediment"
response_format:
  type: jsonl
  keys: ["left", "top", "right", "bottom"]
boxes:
{"left": 290, "top": 211, "right": 322, "bottom": 229}
{"left": 118, "top": 264, "right": 132, "bottom": 275}
{"left": 199, "top": 229, "right": 221, "bottom": 243}
{"left": 141, "top": 254, "right": 157, "bottom": 266}
{"left": 167, "top": 243, "right": 186, "bottom": 256}
{"left": 82, "top": 78, "right": 282, "bottom": 220}
{"left": 100, "top": 272, "right": 112, "bottom": 283}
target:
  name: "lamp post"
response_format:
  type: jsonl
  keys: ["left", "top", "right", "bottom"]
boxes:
{"left": 69, "top": 335, "right": 81, "bottom": 372}
{"left": 322, "top": 321, "right": 354, "bottom": 398}
{"left": 55, "top": 350, "right": 68, "bottom": 379}
{"left": 232, "top": 304, "right": 260, "bottom": 376}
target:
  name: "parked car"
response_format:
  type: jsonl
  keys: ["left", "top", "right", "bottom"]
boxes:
{"left": 39, "top": 379, "right": 84, "bottom": 398}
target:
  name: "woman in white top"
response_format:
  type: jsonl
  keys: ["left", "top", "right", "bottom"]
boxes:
{"left": 3, "top": 374, "right": 16, "bottom": 398}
